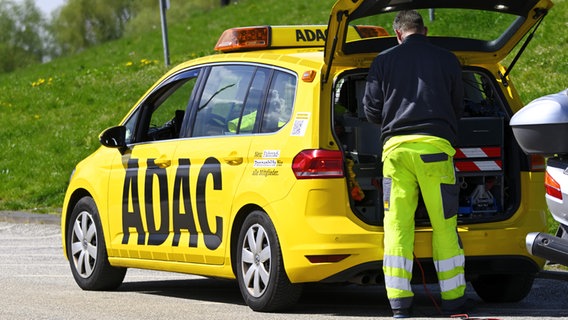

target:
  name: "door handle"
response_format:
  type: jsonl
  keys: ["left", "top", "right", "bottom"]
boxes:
{"left": 223, "top": 156, "right": 243, "bottom": 165}
{"left": 154, "top": 158, "right": 171, "bottom": 168}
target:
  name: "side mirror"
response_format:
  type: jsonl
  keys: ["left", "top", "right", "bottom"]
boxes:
{"left": 99, "top": 126, "right": 127, "bottom": 149}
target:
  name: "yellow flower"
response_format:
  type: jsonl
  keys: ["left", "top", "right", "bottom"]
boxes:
{"left": 31, "top": 77, "right": 48, "bottom": 87}
{"left": 139, "top": 59, "right": 157, "bottom": 67}
{"left": 125, "top": 61, "right": 133, "bottom": 67}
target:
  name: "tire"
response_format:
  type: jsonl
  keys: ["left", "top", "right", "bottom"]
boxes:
{"left": 67, "top": 196, "right": 126, "bottom": 290}
{"left": 471, "top": 273, "right": 535, "bottom": 303}
{"left": 236, "top": 210, "right": 303, "bottom": 312}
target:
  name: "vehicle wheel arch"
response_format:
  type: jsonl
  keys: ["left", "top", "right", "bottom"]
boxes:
{"left": 66, "top": 195, "right": 126, "bottom": 291}
{"left": 63, "top": 188, "right": 92, "bottom": 259}
{"left": 230, "top": 204, "right": 264, "bottom": 276}
{"left": 471, "top": 272, "right": 536, "bottom": 303}
{"left": 232, "top": 208, "right": 303, "bottom": 311}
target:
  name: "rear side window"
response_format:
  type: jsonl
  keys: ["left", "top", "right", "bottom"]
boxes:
{"left": 260, "top": 71, "right": 296, "bottom": 133}
{"left": 191, "top": 64, "right": 297, "bottom": 137}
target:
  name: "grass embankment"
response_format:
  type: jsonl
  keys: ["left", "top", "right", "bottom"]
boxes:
{"left": 0, "top": 0, "right": 566, "bottom": 223}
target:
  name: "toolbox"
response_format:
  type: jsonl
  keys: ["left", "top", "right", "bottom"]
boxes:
{"left": 455, "top": 117, "right": 504, "bottom": 216}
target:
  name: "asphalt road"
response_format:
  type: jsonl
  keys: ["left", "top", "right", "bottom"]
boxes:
{"left": 1, "top": 211, "right": 568, "bottom": 320}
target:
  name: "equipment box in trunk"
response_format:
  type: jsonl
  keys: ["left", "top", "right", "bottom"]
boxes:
{"left": 457, "top": 117, "right": 504, "bottom": 147}
{"left": 455, "top": 117, "right": 505, "bottom": 217}
{"left": 457, "top": 175, "right": 503, "bottom": 216}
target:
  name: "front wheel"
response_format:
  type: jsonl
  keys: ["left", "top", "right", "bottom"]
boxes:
{"left": 67, "top": 196, "right": 126, "bottom": 290}
{"left": 471, "top": 273, "right": 534, "bottom": 303}
{"left": 236, "top": 210, "right": 303, "bottom": 312}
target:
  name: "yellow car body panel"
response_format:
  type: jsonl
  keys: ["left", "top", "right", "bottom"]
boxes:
{"left": 61, "top": 49, "right": 548, "bottom": 281}
{"left": 61, "top": 0, "right": 553, "bottom": 310}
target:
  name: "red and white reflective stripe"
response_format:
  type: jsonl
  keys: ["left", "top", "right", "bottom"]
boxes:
{"left": 454, "top": 147, "right": 502, "bottom": 172}
{"left": 454, "top": 147, "right": 501, "bottom": 159}
{"left": 455, "top": 160, "right": 503, "bottom": 172}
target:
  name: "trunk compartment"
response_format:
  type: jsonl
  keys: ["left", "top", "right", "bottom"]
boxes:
{"left": 335, "top": 69, "right": 516, "bottom": 226}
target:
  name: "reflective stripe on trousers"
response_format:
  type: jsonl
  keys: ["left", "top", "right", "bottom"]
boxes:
{"left": 384, "top": 254, "right": 413, "bottom": 292}
{"left": 382, "top": 141, "right": 466, "bottom": 307}
{"left": 383, "top": 254, "right": 414, "bottom": 309}
{"left": 435, "top": 255, "right": 466, "bottom": 298}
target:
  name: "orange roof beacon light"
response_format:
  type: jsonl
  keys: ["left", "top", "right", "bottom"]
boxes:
{"left": 214, "top": 26, "right": 270, "bottom": 52}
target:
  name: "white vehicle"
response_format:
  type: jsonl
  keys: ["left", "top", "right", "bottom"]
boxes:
{"left": 511, "top": 89, "right": 568, "bottom": 266}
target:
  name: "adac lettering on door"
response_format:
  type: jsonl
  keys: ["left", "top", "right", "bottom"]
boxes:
{"left": 121, "top": 157, "right": 223, "bottom": 250}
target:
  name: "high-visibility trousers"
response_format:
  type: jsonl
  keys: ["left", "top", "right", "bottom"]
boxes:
{"left": 382, "top": 141, "right": 466, "bottom": 310}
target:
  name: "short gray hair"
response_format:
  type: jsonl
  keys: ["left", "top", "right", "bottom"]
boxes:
{"left": 393, "top": 10, "right": 425, "bottom": 33}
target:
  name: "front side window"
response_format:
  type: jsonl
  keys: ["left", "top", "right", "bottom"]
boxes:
{"left": 144, "top": 78, "right": 197, "bottom": 141}
{"left": 123, "top": 69, "right": 200, "bottom": 144}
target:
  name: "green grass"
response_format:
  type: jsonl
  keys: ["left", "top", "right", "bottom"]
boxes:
{"left": 0, "top": 0, "right": 566, "bottom": 217}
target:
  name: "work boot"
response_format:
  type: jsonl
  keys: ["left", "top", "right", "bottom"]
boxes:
{"left": 392, "top": 308, "right": 411, "bottom": 318}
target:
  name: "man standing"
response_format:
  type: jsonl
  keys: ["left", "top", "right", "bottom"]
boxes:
{"left": 363, "top": 10, "right": 466, "bottom": 318}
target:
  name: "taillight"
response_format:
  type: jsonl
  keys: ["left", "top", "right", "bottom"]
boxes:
{"left": 545, "top": 171, "right": 563, "bottom": 200}
{"left": 529, "top": 155, "right": 546, "bottom": 172}
{"left": 292, "top": 149, "right": 344, "bottom": 179}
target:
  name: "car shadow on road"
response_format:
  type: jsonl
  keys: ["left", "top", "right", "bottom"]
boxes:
{"left": 117, "top": 278, "right": 246, "bottom": 306}
{"left": 116, "top": 277, "right": 568, "bottom": 318}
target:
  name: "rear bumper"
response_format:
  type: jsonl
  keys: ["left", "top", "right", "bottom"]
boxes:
{"left": 275, "top": 173, "right": 546, "bottom": 284}
{"left": 281, "top": 225, "right": 544, "bottom": 283}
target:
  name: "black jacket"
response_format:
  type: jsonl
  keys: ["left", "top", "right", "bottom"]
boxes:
{"left": 363, "top": 34, "right": 464, "bottom": 145}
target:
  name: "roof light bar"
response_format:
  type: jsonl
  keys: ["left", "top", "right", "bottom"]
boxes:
{"left": 214, "top": 25, "right": 389, "bottom": 53}
{"left": 215, "top": 26, "right": 270, "bottom": 52}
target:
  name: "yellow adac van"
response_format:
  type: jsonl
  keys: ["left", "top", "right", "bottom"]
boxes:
{"left": 62, "top": 0, "right": 554, "bottom": 312}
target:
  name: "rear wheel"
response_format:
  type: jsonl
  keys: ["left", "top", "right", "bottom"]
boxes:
{"left": 471, "top": 273, "right": 535, "bottom": 303}
{"left": 236, "top": 210, "right": 303, "bottom": 312}
{"left": 67, "top": 196, "right": 126, "bottom": 290}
